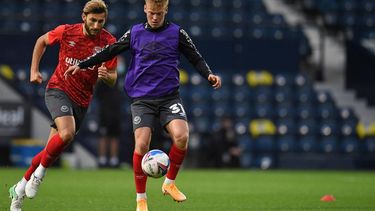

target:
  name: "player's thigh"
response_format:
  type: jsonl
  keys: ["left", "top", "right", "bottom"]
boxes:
{"left": 130, "top": 100, "right": 157, "bottom": 131}
{"left": 159, "top": 97, "right": 188, "bottom": 127}
{"left": 45, "top": 88, "right": 87, "bottom": 133}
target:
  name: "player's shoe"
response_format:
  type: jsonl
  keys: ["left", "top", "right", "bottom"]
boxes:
{"left": 25, "top": 173, "right": 42, "bottom": 199}
{"left": 9, "top": 185, "right": 25, "bottom": 211}
{"left": 162, "top": 183, "right": 187, "bottom": 202}
{"left": 136, "top": 198, "right": 148, "bottom": 211}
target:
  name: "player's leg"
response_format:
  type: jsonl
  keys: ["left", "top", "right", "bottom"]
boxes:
{"left": 131, "top": 99, "right": 156, "bottom": 211}
{"left": 134, "top": 127, "right": 152, "bottom": 211}
{"left": 108, "top": 116, "right": 121, "bottom": 168}
{"left": 109, "top": 137, "right": 120, "bottom": 167}
{"left": 9, "top": 124, "right": 58, "bottom": 210}
{"left": 25, "top": 88, "right": 77, "bottom": 199}
{"left": 160, "top": 98, "right": 189, "bottom": 202}
{"left": 98, "top": 136, "right": 108, "bottom": 167}
{"left": 162, "top": 119, "right": 189, "bottom": 202}
{"left": 25, "top": 116, "right": 75, "bottom": 198}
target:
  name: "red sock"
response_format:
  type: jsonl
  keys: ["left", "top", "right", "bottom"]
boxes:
{"left": 133, "top": 152, "right": 147, "bottom": 193}
{"left": 40, "top": 134, "right": 68, "bottom": 168}
{"left": 24, "top": 150, "right": 44, "bottom": 180}
{"left": 166, "top": 144, "right": 186, "bottom": 180}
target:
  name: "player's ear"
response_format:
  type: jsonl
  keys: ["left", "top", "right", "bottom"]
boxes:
{"left": 81, "top": 13, "right": 86, "bottom": 22}
{"left": 144, "top": 4, "right": 147, "bottom": 14}
{"left": 165, "top": 6, "right": 168, "bottom": 14}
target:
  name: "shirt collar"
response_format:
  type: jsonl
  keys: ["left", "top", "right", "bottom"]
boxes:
{"left": 144, "top": 20, "right": 169, "bottom": 32}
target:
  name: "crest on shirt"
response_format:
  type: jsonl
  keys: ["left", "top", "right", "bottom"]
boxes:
{"left": 93, "top": 46, "right": 102, "bottom": 53}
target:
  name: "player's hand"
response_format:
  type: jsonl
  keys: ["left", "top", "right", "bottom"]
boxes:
{"left": 64, "top": 65, "right": 81, "bottom": 79}
{"left": 30, "top": 70, "right": 43, "bottom": 84}
{"left": 208, "top": 74, "right": 222, "bottom": 89}
{"left": 98, "top": 63, "right": 108, "bottom": 80}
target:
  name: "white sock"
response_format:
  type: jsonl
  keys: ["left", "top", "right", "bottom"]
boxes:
{"left": 34, "top": 164, "right": 47, "bottom": 179}
{"left": 164, "top": 178, "right": 174, "bottom": 185}
{"left": 109, "top": 157, "right": 119, "bottom": 166}
{"left": 15, "top": 178, "right": 27, "bottom": 195}
{"left": 136, "top": 193, "right": 147, "bottom": 201}
{"left": 99, "top": 156, "right": 107, "bottom": 165}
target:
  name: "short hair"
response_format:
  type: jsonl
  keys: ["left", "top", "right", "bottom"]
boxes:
{"left": 83, "top": 0, "right": 108, "bottom": 16}
{"left": 145, "top": 0, "right": 169, "bottom": 7}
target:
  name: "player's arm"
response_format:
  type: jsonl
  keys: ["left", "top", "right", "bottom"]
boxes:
{"left": 30, "top": 33, "right": 49, "bottom": 84}
{"left": 178, "top": 28, "right": 221, "bottom": 89}
{"left": 65, "top": 30, "right": 131, "bottom": 78}
{"left": 98, "top": 63, "right": 117, "bottom": 87}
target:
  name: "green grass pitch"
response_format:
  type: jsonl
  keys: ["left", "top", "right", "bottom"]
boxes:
{"left": 1, "top": 168, "right": 374, "bottom": 210}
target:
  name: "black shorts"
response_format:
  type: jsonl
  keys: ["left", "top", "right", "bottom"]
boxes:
{"left": 45, "top": 88, "right": 87, "bottom": 132}
{"left": 130, "top": 93, "right": 187, "bottom": 131}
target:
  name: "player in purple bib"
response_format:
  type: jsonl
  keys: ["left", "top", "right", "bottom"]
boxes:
{"left": 65, "top": 0, "right": 222, "bottom": 210}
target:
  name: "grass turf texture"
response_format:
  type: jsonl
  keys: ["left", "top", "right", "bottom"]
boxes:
{"left": 1, "top": 168, "right": 374, "bottom": 210}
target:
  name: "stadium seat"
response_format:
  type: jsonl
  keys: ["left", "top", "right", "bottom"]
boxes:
{"left": 340, "top": 136, "right": 359, "bottom": 153}
{"left": 277, "top": 135, "right": 296, "bottom": 152}
{"left": 275, "top": 102, "right": 296, "bottom": 119}
{"left": 298, "top": 135, "right": 318, "bottom": 153}
{"left": 254, "top": 135, "right": 276, "bottom": 153}
{"left": 233, "top": 101, "right": 253, "bottom": 119}
{"left": 364, "top": 137, "right": 375, "bottom": 153}
{"left": 296, "top": 103, "right": 316, "bottom": 120}
{"left": 191, "top": 116, "right": 212, "bottom": 133}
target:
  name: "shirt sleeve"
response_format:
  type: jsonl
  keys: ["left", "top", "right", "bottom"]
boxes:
{"left": 79, "top": 29, "right": 131, "bottom": 69}
{"left": 104, "top": 36, "right": 118, "bottom": 70}
{"left": 48, "top": 25, "right": 65, "bottom": 45}
{"left": 178, "top": 28, "right": 213, "bottom": 80}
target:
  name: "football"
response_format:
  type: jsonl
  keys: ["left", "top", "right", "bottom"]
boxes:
{"left": 141, "top": 149, "right": 170, "bottom": 178}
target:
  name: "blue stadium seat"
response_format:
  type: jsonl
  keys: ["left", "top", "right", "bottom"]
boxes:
{"left": 233, "top": 86, "right": 253, "bottom": 103}
{"left": 275, "top": 102, "right": 296, "bottom": 119}
{"left": 296, "top": 103, "right": 316, "bottom": 120}
{"left": 364, "top": 137, "right": 375, "bottom": 153}
{"left": 298, "top": 135, "right": 318, "bottom": 152}
{"left": 191, "top": 116, "right": 212, "bottom": 133}
{"left": 254, "top": 102, "right": 274, "bottom": 119}
{"left": 212, "top": 101, "right": 232, "bottom": 118}
{"left": 276, "top": 118, "right": 297, "bottom": 135}
{"left": 340, "top": 136, "right": 359, "bottom": 153}
{"left": 233, "top": 101, "right": 253, "bottom": 119}
{"left": 277, "top": 135, "right": 296, "bottom": 152}
{"left": 253, "top": 86, "right": 273, "bottom": 103}
{"left": 254, "top": 136, "right": 275, "bottom": 153}
{"left": 188, "top": 102, "right": 211, "bottom": 118}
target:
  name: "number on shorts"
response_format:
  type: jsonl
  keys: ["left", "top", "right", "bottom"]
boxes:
{"left": 169, "top": 103, "right": 186, "bottom": 115}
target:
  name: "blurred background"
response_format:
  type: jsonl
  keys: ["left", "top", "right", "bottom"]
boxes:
{"left": 0, "top": 0, "right": 374, "bottom": 170}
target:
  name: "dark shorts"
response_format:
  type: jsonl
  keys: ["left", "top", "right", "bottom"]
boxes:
{"left": 130, "top": 93, "right": 187, "bottom": 131}
{"left": 45, "top": 88, "right": 87, "bottom": 132}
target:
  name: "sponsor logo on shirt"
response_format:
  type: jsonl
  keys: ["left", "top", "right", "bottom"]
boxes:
{"left": 68, "top": 41, "right": 76, "bottom": 47}
{"left": 65, "top": 57, "right": 81, "bottom": 66}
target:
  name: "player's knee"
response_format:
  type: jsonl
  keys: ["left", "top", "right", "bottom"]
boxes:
{"left": 173, "top": 132, "right": 189, "bottom": 146}
{"left": 58, "top": 129, "right": 75, "bottom": 143}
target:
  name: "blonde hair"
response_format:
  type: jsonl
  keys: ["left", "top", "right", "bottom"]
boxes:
{"left": 145, "top": 0, "right": 169, "bottom": 7}
{"left": 83, "top": 0, "right": 108, "bottom": 16}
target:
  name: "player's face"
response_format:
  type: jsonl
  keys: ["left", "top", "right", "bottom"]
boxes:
{"left": 82, "top": 12, "right": 106, "bottom": 36}
{"left": 144, "top": 2, "right": 168, "bottom": 29}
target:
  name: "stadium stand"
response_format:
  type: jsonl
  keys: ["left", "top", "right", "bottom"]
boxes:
{"left": 0, "top": 0, "right": 374, "bottom": 169}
